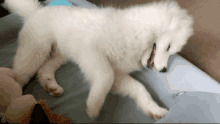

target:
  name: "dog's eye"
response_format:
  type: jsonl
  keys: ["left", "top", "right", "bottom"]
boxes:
{"left": 167, "top": 44, "right": 170, "bottom": 51}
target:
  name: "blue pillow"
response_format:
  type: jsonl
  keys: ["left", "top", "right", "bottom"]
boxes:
{"left": 48, "top": 0, "right": 72, "bottom": 6}
{"left": 156, "top": 92, "right": 220, "bottom": 123}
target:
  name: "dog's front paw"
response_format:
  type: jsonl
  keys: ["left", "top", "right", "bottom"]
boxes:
{"left": 147, "top": 106, "right": 169, "bottom": 120}
{"left": 44, "top": 83, "right": 64, "bottom": 97}
{"left": 86, "top": 107, "right": 100, "bottom": 119}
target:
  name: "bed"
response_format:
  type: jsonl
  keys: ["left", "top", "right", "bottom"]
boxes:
{"left": 1, "top": 0, "right": 220, "bottom": 123}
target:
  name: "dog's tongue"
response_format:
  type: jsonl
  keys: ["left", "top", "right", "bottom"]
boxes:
{"left": 147, "top": 44, "right": 156, "bottom": 68}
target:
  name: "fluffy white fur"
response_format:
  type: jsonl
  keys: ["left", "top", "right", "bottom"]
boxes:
{"left": 5, "top": 0, "right": 193, "bottom": 120}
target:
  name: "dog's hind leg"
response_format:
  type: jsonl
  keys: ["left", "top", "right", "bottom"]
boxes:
{"left": 37, "top": 44, "right": 67, "bottom": 96}
{"left": 111, "top": 71, "right": 169, "bottom": 120}
{"left": 13, "top": 29, "right": 52, "bottom": 87}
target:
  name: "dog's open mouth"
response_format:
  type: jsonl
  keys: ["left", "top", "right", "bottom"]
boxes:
{"left": 147, "top": 43, "right": 156, "bottom": 68}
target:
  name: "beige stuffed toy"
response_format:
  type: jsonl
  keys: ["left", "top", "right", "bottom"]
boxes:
{"left": 0, "top": 67, "right": 71, "bottom": 124}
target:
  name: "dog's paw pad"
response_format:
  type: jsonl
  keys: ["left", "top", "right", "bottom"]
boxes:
{"left": 148, "top": 107, "right": 169, "bottom": 120}
{"left": 44, "top": 84, "right": 64, "bottom": 97}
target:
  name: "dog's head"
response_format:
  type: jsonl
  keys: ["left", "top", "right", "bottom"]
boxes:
{"left": 141, "top": 1, "right": 194, "bottom": 72}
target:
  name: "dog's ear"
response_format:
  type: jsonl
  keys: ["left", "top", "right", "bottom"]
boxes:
{"left": 29, "top": 103, "right": 50, "bottom": 124}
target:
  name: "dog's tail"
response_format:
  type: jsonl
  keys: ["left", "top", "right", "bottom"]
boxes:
{"left": 4, "top": 0, "right": 41, "bottom": 19}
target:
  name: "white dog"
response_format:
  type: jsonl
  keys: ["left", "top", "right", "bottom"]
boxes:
{"left": 5, "top": 0, "right": 193, "bottom": 120}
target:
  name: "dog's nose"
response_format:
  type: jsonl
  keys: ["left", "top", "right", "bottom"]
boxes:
{"left": 160, "top": 67, "right": 167, "bottom": 73}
